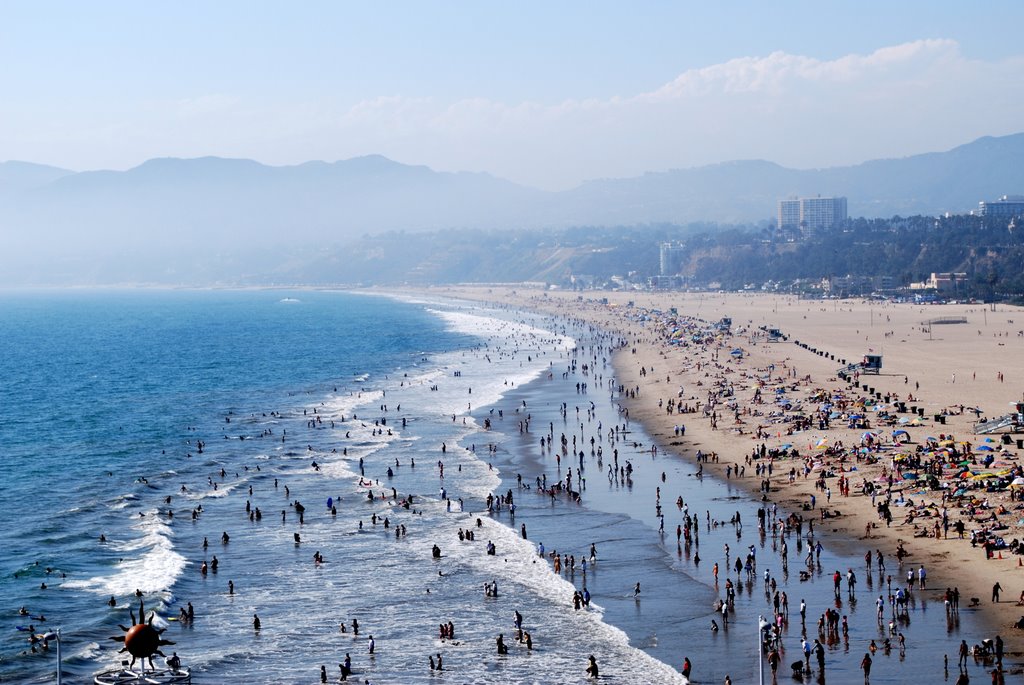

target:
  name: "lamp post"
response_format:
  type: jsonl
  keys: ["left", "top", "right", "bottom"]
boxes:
{"left": 42, "top": 628, "right": 62, "bottom": 685}
{"left": 757, "top": 615, "right": 770, "bottom": 685}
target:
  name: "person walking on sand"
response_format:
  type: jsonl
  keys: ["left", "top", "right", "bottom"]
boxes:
{"left": 992, "top": 582, "right": 1002, "bottom": 602}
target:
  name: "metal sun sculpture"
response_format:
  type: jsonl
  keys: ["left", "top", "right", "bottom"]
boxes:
{"left": 109, "top": 600, "right": 175, "bottom": 671}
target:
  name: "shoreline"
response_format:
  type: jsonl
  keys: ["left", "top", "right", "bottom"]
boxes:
{"left": 427, "top": 285, "right": 1024, "bottom": 665}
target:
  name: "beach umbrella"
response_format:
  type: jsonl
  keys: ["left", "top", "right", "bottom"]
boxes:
{"left": 902, "top": 472, "right": 919, "bottom": 480}
{"left": 925, "top": 436, "right": 939, "bottom": 443}
{"left": 1009, "top": 477, "right": 1024, "bottom": 487}
{"left": 984, "top": 437, "right": 996, "bottom": 442}
{"left": 893, "top": 429, "right": 909, "bottom": 437}
{"left": 977, "top": 445, "right": 995, "bottom": 451}
{"left": 780, "top": 444, "right": 793, "bottom": 450}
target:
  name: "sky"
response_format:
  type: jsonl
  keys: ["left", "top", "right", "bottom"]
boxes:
{"left": 2, "top": 1, "right": 1023, "bottom": 190}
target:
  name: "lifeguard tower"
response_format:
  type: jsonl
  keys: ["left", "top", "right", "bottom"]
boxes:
{"left": 861, "top": 354, "right": 882, "bottom": 374}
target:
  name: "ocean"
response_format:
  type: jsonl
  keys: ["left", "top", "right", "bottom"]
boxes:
{"left": 0, "top": 290, "right": 986, "bottom": 684}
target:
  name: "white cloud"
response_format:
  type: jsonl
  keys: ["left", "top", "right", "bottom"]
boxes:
{"left": 313, "top": 39, "right": 1024, "bottom": 188}
{"left": 3, "top": 40, "right": 1022, "bottom": 189}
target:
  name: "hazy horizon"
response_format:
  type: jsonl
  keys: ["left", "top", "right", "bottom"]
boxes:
{"left": 3, "top": 2, "right": 1024, "bottom": 190}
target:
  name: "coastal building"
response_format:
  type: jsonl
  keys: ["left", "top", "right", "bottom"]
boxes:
{"left": 777, "top": 199, "right": 800, "bottom": 232}
{"left": 827, "top": 274, "right": 895, "bottom": 296}
{"left": 909, "top": 272, "right": 969, "bottom": 293}
{"left": 777, "top": 196, "right": 848, "bottom": 238}
{"left": 659, "top": 242, "right": 686, "bottom": 277}
{"left": 978, "top": 194, "right": 1024, "bottom": 218}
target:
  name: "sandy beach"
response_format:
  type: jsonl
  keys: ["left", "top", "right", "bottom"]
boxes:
{"left": 433, "top": 285, "right": 1024, "bottom": 664}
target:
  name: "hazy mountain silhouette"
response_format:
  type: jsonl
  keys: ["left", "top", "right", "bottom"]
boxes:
{"left": 1, "top": 133, "right": 1022, "bottom": 284}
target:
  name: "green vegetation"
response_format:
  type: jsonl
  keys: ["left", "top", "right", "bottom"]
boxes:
{"left": 307, "top": 214, "right": 1024, "bottom": 299}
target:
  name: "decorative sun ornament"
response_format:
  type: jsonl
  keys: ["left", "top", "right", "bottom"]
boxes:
{"left": 109, "top": 600, "right": 175, "bottom": 670}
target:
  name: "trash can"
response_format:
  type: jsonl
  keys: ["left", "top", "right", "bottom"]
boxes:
{"left": 918, "top": 408, "right": 925, "bottom": 417}
{"left": 1016, "top": 439, "right": 1023, "bottom": 450}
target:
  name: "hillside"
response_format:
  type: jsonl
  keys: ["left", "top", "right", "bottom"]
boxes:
{"left": 1, "top": 133, "right": 1023, "bottom": 286}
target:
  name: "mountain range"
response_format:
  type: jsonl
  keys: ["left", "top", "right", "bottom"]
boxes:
{"left": 1, "top": 133, "right": 1023, "bottom": 285}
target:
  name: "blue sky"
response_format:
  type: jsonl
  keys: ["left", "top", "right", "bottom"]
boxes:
{"left": 2, "top": 1, "right": 1023, "bottom": 188}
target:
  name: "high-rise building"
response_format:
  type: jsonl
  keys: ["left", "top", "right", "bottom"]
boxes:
{"left": 777, "top": 196, "right": 847, "bottom": 237}
{"left": 659, "top": 242, "right": 686, "bottom": 277}
{"left": 978, "top": 195, "right": 1024, "bottom": 218}
{"left": 777, "top": 199, "right": 800, "bottom": 231}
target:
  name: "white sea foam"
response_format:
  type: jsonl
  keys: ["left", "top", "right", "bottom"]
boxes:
{"left": 65, "top": 509, "right": 186, "bottom": 596}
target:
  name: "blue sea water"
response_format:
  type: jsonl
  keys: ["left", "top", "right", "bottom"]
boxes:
{"left": 0, "top": 289, "right": 684, "bottom": 684}
{"left": 0, "top": 289, "right": 991, "bottom": 684}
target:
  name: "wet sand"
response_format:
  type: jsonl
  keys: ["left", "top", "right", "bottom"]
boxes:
{"left": 431, "top": 286, "right": 1024, "bottom": 666}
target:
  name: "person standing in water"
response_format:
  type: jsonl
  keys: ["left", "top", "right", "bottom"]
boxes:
{"left": 586, "top": 655, "right": 599, "bottom": 678}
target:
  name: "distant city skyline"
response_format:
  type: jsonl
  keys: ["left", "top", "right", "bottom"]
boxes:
{"left": 2, "top": 1, "right": 1024, "bottom": 190}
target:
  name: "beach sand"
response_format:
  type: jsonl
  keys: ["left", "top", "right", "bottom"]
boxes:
{"left": 433, "top": 286, "right": 1024, "bottom": 658}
